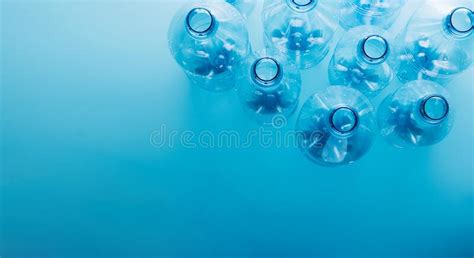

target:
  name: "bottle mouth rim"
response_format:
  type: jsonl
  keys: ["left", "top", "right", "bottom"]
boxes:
{"left": 420, "top": 95, "right": 450, "bottom": 122}
{"left": 252, "top": 57, "right": 283, "bottom": 88}
{"left": 359, "top": 34, "right": 389, "bottom": 64}
{"left": 329, "top": 106, "right": 359, "bottom": 134}
{"left": 447, "top": 7, "right": 474, "bottom": 35}
{"left": 186, "top": 8, "right": 215, "bottom": 37}
{"left": 286, "top": 0, "right": 318, "bottom": 12}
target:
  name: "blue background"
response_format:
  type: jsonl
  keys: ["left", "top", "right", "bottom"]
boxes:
{"left": 1, "top": 0, "right": 473, "bottom": 256}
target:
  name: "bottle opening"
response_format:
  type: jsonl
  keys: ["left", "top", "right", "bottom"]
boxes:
{"left": 252, "top": 57, "right": 282, "bottom": 87}
{"left": 421, "top": 95, "right": 450, "bottom": 122}
{"left": 360, "top": 35, "right": 389, "bottom": 64}
{"left": 330, "top": 107, "right": 359, "bottom": 134}
{"left": 448, "top": 7, "right": 473, "bottom": 34}
{"left": 287, "top": 0, "right": 318, "bottom": 12}
{"left": 186, "top": 8, "right": 215, "bottom": 37}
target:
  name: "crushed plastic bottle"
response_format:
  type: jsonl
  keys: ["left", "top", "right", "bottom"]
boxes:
{"left": 168, "top": 1, "right": 251, "bottom": 91}
{"left": 395, "top": 0, "right": 474, "bottom": 84}
{"left": 236, "top": 50, "right": 301, "bottom": 125}
{"left": 328, "top": 25, "right": 395, "bottom": 97}
{"left": 262, "top": 0, "right": 339, "bottom": 69}
{"left": 296, "top": 86, "right": 376, "bottom": 166}
{"left": 378, "top": 80, "right": 455, "bottom": 148}
{"left": 339, "top": 0, "right": 407, "bottom": 30}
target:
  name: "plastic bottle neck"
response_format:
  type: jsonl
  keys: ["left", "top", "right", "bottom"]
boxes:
{"left": 358, "top": 35, "right": 389, "bottom": 64}
{"left": 330, "top": 107, "right": 359, "bottom": 135}
{"left": 252, "top": 57, "right": 283, "bottom": 90}
{"left": 445, "top": 7, "right": 473, "bottom": 38}
{"left": 419, "top": 95, "right": 450, "bottom": 123}
{"left": 186, "top": 8, "right": 216, "bottom": 38}
{"left": 287, "top": 0, "right": 318, "bottom": 12}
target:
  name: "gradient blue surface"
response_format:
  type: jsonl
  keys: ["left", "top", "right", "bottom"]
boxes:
{"left": 1, "top": 0, "right": 473, "bottom": 256}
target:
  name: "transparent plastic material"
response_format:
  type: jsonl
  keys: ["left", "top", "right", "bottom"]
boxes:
{"left": 262, "top": 0, "right": 340, "bottom": 69}
{"left": 395, "top": 0, "right": 474, "bottom": 84}
{"left": 328, "top": 26, "right": 395, "bottom": 98}
{"left": 236, "top": 50, "right": 301, "bottom": 125}
{"left": 378, "top": 80, "right": 455, "bottom": 148}
{"left": 296, "top": 86, "right": 376, "bottom": 166}
{"left": 168, "top": 1, "right": 251, "bottom": 91}
{"left": 339, "top": 0, "right": 407, "bottom": 30}
{"left": 226, "top": 0, "right": 256, "bottom": 18}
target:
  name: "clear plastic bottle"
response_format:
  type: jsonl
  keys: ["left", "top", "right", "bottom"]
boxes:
{"left": 226, "top": 0, "right": 256, "bottom": 18}
{"left": 339, "top": 0, "right": 407, "bottom": 30}
{"left": 262, "top": 0, "right": 340, "bottom": 69}
{"left": 378, "top": 80, "right": 455, "bottom": 148}
{"left": 395, "top": 0, "right": 474, "bottom": 84}
{"left": 236, "top": 50, "right": 301, "bottom": 125}
{"left": 296, "top": 86, "right": 376, "bottom": 166}
{"left": 328, "top": 25, "right": 395, "bottom": 98}
{"left": 168, "top": 1, "right": 251, "bottom": 92}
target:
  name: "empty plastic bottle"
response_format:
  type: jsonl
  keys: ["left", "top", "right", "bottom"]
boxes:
{"left": 262, "top": 0, "right": 339, "bottom": 69}
{"left": 395, "top": 0, "right": 474, "bottom": 84}
{"left": 339, "top": 0, "right": 407, "bottom": 30}
{"left": 226, "top": 0, "right": 256, "bottom": 18}
{"left": 378, "top": 80, "right": 455, "bottom": 148}
{"left": 328, "top": 26, "right": 395, "bottom": 97}
{"left": 236, "top": 50, "right": 301, "bottom": 125}
{"left": 168, "top": 1, "right": 251, "bottom": 91}
{"left": 296, "top": 86, "right": 376, "bottom": 166}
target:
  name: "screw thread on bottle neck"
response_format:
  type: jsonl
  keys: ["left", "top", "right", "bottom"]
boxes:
{"left": 445, "top": 7, "right": 473, "bottom": 38}
{"left": 252, "top": 57, "right": 283, "bottom": 90}
{"left": 420, "top": 95, "right": 450, "bottom": 123}
{"left": 287, "top": 0, "right": 318, "bottom": 12}
{"left": 359, "top": 34, "right": 389, "bottom": 64}
{"left": 186, "top": 8, "right": 216, "bottom": 37}
{"left": 330, "top": 106, "right": 359, "bottom": 135}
